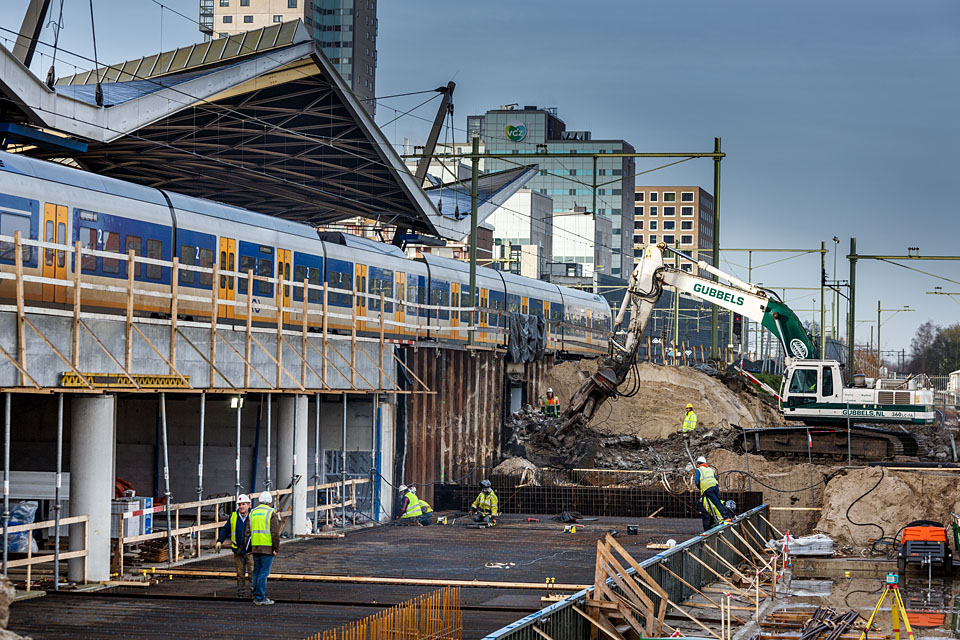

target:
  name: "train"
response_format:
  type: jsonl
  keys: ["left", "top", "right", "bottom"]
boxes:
{"left": 0, "top": 150, "right": 611, "bottom": 356}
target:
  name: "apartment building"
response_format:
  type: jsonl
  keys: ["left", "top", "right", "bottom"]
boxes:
{"left": 633, "top": 186, "right": 714, "bottom": 271}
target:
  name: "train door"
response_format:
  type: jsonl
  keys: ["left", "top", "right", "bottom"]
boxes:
{"left": 218, "top": 237, "right": 236, "bottom": 319}
{"left": 450, "top": 281, "right": 460, "bottom": 341}
{"left": 355, "top": 263, "right": 367, "bottom": 333}
{"left": 41, "top": 203, "right": 68, "bottom": 304}
{"left": 543, "top": 300, "right": 550, "bottom": 347}
{"left": 277, "top": 248, "right": 292, "bottom": 325}
{"left": 394, "top": 271, "right": 405, "bottom": 338}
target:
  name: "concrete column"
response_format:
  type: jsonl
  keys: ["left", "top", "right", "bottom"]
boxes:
{"left": 277, "top": 395, "right": 308, "bottom": 535}
{"left": 69, "top": 395, "right": 115, "bottom": 583}
{"left": 378, "top": 399, "right": 396, "bottom": 522}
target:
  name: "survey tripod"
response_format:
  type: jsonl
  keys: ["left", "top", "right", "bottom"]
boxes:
{"left": 858, "top": 573, "right": 915, "bottom": 640}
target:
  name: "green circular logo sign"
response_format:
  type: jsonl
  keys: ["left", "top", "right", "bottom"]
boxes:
{"left": 504, "top": 120, "right": 527, "bottom": 142}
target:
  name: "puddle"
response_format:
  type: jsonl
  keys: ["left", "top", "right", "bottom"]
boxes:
{"left": 775, "top": 575, "right": 960, "bottom": 638}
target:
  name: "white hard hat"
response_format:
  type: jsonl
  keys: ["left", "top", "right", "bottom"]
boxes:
{"left": 258, "top": 491, "right": 273, "bottom": 504}
{"left": 696, "top": 456, "right": 707, "bottom": 464}
{"left": 408, "top": 486, "right": 417, "bottom": 494}
{"left": 237, "top": 494, "right": 251, "bottom": 504}
{"left": 398, "top": 484, "right": 408, "bottom": 492}
{"left": 547, "top": 388, "right": 554, "bottom": 393}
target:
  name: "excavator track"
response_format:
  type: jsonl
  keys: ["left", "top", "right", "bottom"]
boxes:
{"left": 738, "top": 424, "right": 919, "bottom": 462}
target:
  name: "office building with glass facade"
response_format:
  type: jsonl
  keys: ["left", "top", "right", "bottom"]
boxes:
{"left": 201, "top": 0, "right": 377, "bottom": 112}
{"left": 454, "top": 106, "right": 635, "bottom": 278}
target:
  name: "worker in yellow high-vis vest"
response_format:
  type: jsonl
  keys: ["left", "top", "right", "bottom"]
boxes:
{"left": 215, "top": 493, "right": 253, "bottom": 598}
{"left": 681, "top": 403, "right": 698, "bottom": 433}
{"left": 395, "top": 485, "right": 433, "bottom": 526}
{"left": 250, "top": 491, "right": 281, "bottom": 605}
{"left": 694, "top": 456, "right": 733, "bottom": 531}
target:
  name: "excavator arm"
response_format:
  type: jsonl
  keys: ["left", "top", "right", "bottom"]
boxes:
{"left": 554, "top": 243, "right": 815, "bottom": 434}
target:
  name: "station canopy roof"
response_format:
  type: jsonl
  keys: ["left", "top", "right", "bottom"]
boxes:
{"left": 0, "top": 21, "right": 534, "bottom": 240}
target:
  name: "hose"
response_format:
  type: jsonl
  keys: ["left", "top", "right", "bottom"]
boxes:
{"left": 845, "top": 467, "right": 886, "bottom": 541}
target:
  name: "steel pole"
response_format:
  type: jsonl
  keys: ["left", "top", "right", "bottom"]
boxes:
{"left": 265, "top": 396, "right": 271, "bottom": 490}
{"left": 159, "top": 393, "right": 174, "bottom": 566}
{"left": 847, "top": 238, "right": 857, "bottom": 384}
{"left": 197, "top": 393, "right": 205, "bottom": 503}
{"left": 820, "top": 241, "right": 826, "bottom": 358}
{"left": 747, "top": 252, "right": 752, "bottom": 359}
{"left": 711, "top": 137, "right": 721, "bottom": 360}
{"left": 673, "top": 242, "right": 680, "bottom": 358}
{"left": 833, "top": 241, "right": 839, "bottom": 339}
{"left": 313, "top": 393, "right": 320, "bottom": 531}
{"left": 3, "top": 393, "right": 10, "bottom": 577}
{"left": 292, "top": 395, "right": 298, "bottom": 511}
{"left": 341, "top": 394, "right": 347, "bottom": 529}
{"left": 54, "top": 393, "right": 63, "bottom": 590}
{"left": 468, "top": 135, "right": 479, "bottom": 346}
{"left": 234, "top": 397, "right": 242, "bottom": 498}
{"left": 877, "top": 300, "right": 881, "bottom": 375}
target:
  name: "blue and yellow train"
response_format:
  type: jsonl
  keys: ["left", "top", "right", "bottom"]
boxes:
{"left": 0, "top": 150, "right": 610, "bottom": 355}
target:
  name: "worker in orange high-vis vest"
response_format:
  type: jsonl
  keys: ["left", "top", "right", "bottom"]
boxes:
{"left": 540, "top": 388, "right": 561, "bottom": 417}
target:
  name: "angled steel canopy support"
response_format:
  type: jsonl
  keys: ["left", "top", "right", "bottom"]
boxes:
{"left": 13, "top": 0, "right": 51, "bottom": 68}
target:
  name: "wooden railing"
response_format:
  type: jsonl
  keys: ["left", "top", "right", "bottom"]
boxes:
{"left": 4, "top": 514, "right": 89, "bottom": 591}
{"left": 114, "top": 478, "right": 369, "bottom": 575}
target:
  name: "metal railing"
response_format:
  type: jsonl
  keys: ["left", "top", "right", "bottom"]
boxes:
{"left": 481, "top": 504, "right": 770, "bottom": 640}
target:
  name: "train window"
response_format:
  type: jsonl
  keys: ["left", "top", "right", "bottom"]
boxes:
{"left": 146, "top": 239, "right": 162, "bottom": 280}
{"left": 57, "top": 222, "right": 65, "bottom": 268}
{"left": 406, "top": 282, "right": 417, "bottom": 307}
{"left": 282, "top": 261, "right": 290, "bottom": 298}
{"left": 0, "top": 212, "right": 30, "bottom": 263}
{"left": 102, "top": 231, "right": 121, "bottom": 274}
{"left": 198, "top": 248, "right": 215, "bottom": 287}
{"left": 220, "top": 251, "right": 228, "bottom": 289}
{"left": 126, "top": 235, "right": 142, "bottom": 278}
{"left": 327, "top": 270, "right": 351, "bottom": 307}
{"left": 256, "top": 256, "right": 273, "bottom": 297}
{"left": 308, "top": 267, "right": 321, "bottom": 303}
{"left": 239, "top": 255, "right": 254, "bottom": 294}
{"left": 45, "top": 219, "right": 54, "bottom": 266}
{"left": 369, "top": 269, "right": 393, "bottom": 312}
{"left": 294, "top": 265, "right": 307, "bottom": 286}
{"left": 79, "top": 226, "right": 97, "bottom": 272}
{"left": 179, "top": 244, "right": 196, "bottom": 285}
{"left": 228, "top": 253, "right": 234, "bottom": 290}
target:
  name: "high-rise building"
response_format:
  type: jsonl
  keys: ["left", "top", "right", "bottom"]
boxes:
{"left": 200, "top": 0, "right": 376, "bottom": 112}
{"left": 454, "top": 106, "right": 635, "bottom": 278}
{"left": 632, "top": 186, "right": 714, "bottom": 272}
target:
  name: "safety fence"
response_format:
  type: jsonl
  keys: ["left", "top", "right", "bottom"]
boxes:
{"left": 114, "top": 478, "right": 368, "bottom": 575}
{"left": 480, "top": 504, "right": 770, "bottom": 640}
{"left": 306, "top": 585, "right": 462, "bottom": 640}
{"left": 3, "top": 514, "right": 89, "bottom": 591}
{"left": 0, "top": 232, "right": 607, "bottom": 393}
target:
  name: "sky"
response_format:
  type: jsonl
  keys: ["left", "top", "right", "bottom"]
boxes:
{"left": 3, "top": 0, "right": 959, "bottom": 356}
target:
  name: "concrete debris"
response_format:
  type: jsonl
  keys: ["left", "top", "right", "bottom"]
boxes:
{"left": 0, "top": 577, "right": 30, "bottom": 640}
{"left": 491, "top": 457, "right": 540, "bottom": 485}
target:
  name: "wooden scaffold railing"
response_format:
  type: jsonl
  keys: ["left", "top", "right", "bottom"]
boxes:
{"left": 305, "top": 585, "right": 462, "bottom": 640}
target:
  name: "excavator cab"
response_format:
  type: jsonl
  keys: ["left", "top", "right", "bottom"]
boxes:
{"left": 781, "top": 360, "right": 841, "bottom": 410}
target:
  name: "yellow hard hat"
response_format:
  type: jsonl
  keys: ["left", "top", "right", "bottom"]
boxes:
{"left": 685, "top": 403, "right": 693, "bottom": 409}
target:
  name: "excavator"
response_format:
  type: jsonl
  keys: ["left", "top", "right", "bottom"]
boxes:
{"left": 557, "top": 243, "right": 933, "bottom": 461}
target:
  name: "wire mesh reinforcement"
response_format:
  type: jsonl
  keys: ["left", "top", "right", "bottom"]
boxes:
{"left": 306, "top": 586, "right": 463, "bottom": 640}
{"left": 435, "top": 483, "right": 762, "bottom": 519}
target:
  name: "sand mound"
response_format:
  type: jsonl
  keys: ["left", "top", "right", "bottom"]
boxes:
{"left": 815, "top": 467, "right": 960, "bottom": 548}
{"left": 545, "top": 360, "right": 784, "bottom": 439}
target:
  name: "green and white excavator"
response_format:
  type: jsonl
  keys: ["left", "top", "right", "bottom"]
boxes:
{"left": 557, "top": 242, "right": 934, "bottom": 460}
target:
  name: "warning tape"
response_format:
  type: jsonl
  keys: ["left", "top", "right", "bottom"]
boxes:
{"left": 60, "top": 372, "right": 191, "bottom": 389}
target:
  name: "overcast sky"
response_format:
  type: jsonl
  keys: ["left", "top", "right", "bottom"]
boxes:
{"left": 4, "top": 0, "right": 958, "bottom": 355}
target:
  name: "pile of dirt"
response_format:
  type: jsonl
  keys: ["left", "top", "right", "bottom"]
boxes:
{"left": 544, "top": 360, "right": 785, "bottom": 440}
{"left": 816, "top": 466, "right": 960, "bottom": 548}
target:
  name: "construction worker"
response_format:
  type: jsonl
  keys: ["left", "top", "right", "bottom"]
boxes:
{"left": 470, "top": 479, "right": 499, "bottom": 525}
{"left": 681, "top": 403, "right": 698, "bottom": 433}
{"left": 694, "top": 456, "right": 734, "bottom": 531}
{"left": 250, "top": 491, "right": 281, "bottom": 606}
{"left": 215, "top": 494, "right": 254, "bottom": 598}
{"left": 395, "top": 485, "right": 432, "bottom": 526}
{"left": 540, "top": 388, "right": 561, "bottom": 417}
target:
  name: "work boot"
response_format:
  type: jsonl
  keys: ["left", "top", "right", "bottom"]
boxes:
{"left": 260, "top": 598, "right": 275, "bottom": 606}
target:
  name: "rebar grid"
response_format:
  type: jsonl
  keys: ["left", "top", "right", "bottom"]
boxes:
{"left": 309, "top": 586, "right": 462, "bottom": 640}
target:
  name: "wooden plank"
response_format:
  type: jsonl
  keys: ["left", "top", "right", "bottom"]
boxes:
{"left": 131, "top": 324, "right": 193, "bottom": 388}
{"left": 279, "top": 334, "right": 324, "bottom": 391}
{"left": 209, "top": 260, "right": 219, "bottom": 388}
{"left": 71, "top": 240, "right": 80, "bottom": 369}
{"left": 21, "top": 317, "right": 93, "bottom": 389}
{"left": 15, "top": 232, "right": 26, "bottom": 386}
{"left": 572, "top": 605, "right": 627, "bottom": 640}
{"left": 596, "top": 540, "right": 656, "bottom": 633}
{"left": 701, "top": 541, "right": 752, "bottom": 583}
{"left": 248, "top": 332, "right": 304, "bottom": 390}
{"left": 0, "top": 343, "right": 40, "bottom": 389}
{"left": 6, "top": 549, "right": 86, "bottom": 568}
{"left": 605, "top": 535, "right": 668, "bottom": 632}
{"left": 169, "top": 257, "right": 178, "bottom": 375}
{"left": 78, "top": 320, "right": 141, "bottom": 389}
{"left": 683, "top": 549, "right": 751, "bottom": 598}
{"left": 325, "top": 340, "right": 375, "bottom": 390}
{"left": 244, "top": 268, "right": 253, "bottom": 389}
{"left": 125, "top": 250, "right": 135, "bottom": 372}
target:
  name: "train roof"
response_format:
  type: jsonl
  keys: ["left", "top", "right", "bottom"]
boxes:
{"left": 416, "top": 253, "right": 502, "bottom": 281}
{"left": 0, "top": 150, "right": 168, "bottom": 207}
{"left": 499, "top": 270, "right": 561, "bottom": 296}
{"left": 164, "top": 190, "right": 317, "bottom": 238}
{"left": 318, "top": 232, "right": 408, "bottom": 259}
